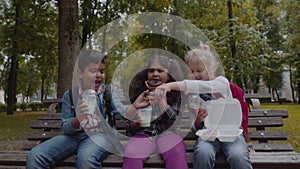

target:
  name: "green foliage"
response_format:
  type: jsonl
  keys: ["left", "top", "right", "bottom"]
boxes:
{"left": 15, "top": 102, "right": 27, "bottom": 111}
{"left": 0, "top": 103, "right": 7, "bottom": 112}
{"left": 0, "top": 0, "right": 299, "bottom": 103}
{"left": 0, "top": 1, "right": 58, "bottom": 103}
{"left": 28, "top": 102, "right": 43, "bottom": 111}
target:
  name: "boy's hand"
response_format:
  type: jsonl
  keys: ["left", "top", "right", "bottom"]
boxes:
{"left": 77, "top": 101, "right": 102, "bottom": 132}
{"left": 78, "top": 101, "right": 89, "bottom": 116}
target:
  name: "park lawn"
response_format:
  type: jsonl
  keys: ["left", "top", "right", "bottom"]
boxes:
{"left": 261, "top": 103, "right": 300, "bottom": 152}
{"left": 0, "top": 111, "right": 42, "bottom": 140}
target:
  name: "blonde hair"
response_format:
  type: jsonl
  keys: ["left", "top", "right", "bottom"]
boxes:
{"left": 184, "top": 44, "right": 218, "bottom": 76}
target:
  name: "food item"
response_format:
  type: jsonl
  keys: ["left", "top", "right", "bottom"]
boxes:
{"left": 146, "top": 91, "right": 156, "bottom": 100}
{"left": 146, "top": 80, "right": 162, "bottom": 100}
{"left": 147, "top": 80, "right": 162, "bottom": 87}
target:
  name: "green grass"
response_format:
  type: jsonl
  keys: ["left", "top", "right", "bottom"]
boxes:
{"left": 261, "top": 103, "right": 300, "bottom": 152}
{"left": 0, "top": 111, "right": 43, "bottom": 141}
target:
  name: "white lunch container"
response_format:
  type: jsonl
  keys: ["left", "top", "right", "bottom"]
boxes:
{"left": 196, "top": 98, "right": 243, "bottom": 142}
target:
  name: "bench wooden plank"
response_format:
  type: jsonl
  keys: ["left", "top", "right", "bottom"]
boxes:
{"left": 38, "top": 114, "right": 62, "bottom": 120}
{"left": 248, "top": 130, "right": 287, "bottom": 141}
{"left": 30, "top": 116, "right": 285, "bottom": 131}
{"left": 249, "top": 109, "right": 288, "bottom": 118}
{"left": 248, "top": 117, "right": 284, "bottom": 128}
{"left": 37, "top": 108, "right": 288, "bottom": 120}
{"left": 252, "top": 143, "right": 293, "bottom": 152}
{"left": 27, "top": 131, "right": 61, "bottom": 141}
{"left": 26, "top": 131, "right": 293, "bottom": 153}
{"left": 245, "top": 93, "right": 272, "bottom": 103}
{"left": 30, "top": 120, "right": 61, "bottom": 130}
{"left": 1, "top": 151, "right": 299, "bottom": 169}
{"left": 27, "top": 128, "right": 287, "bottom": 141}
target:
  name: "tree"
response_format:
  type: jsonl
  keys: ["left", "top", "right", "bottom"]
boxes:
{"left": 57, "top": 0, "right": 80, "bottom": 98}
{"left": 282, "top": 0, "right": 300, "bottom": 103}
{"left": 6, "top": 0, "right": 24, "bottom": 115}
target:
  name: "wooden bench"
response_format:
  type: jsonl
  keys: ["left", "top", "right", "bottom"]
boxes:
{"left": 0, "top": 99, "right": 299, "bottom": 169}
{"left": 245, "top": 93, "right": 272, "bottom": 109}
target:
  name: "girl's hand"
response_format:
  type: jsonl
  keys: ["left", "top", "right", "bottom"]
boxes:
{"left": 130, "top": 113, "right": 142, "bottom": 131}
{"left": 132, "top": 90, "right": 151, "bottom": 109}
{"left": 154, "top": 83, "right": 171, "bottom": 99}
{"left": 194, "top": 108, "right": 208, "bottom": 128}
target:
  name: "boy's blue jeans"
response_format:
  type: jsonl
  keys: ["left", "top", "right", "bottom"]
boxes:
{"left": 26, "top": 132, "right": 111, "bottom": 169}
{"left": 193, "top": 135, "right": 253, "bottom": 169}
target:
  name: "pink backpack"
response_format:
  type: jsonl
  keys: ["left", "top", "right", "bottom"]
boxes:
{"left": 230, "top": 82, "right": 249, "bottom": 134}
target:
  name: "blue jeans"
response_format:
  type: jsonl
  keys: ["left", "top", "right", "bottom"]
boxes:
{"left": 193, "top": 135, "right": 253, "bottom": 169}
{"left": 26, "top": 132, "right": 111, "bottom": 169}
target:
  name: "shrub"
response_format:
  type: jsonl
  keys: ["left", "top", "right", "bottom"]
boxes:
{"left": 28, "top": 102, "right": 43, "bottom": 111}
{"left": 0, "top": 103, "right": 7, "bottom": 112}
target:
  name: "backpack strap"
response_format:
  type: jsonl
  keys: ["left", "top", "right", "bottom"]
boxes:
{"left": 68, "top": 86, "right": 114, "bottom": 127}
{"left": 68, "top": 88, "right": 76, "bottom": 117}
{"left": 104, "top": 85, "right": 115, "bottom": 127}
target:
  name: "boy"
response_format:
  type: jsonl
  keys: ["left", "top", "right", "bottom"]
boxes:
{"left": 26, "top": 49, "right": 125, "bottom": 169}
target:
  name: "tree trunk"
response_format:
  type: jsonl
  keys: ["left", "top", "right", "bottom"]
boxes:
{"left": 81, "top": 0, "right": 91, "bottom": 48}
{"left": 7, "top": 0, "right": 23, "bottom": 115}
{"left": 26, "top": 83, "right": 30, "bottom": 103}
{"left": 289, "top": 65, "right": 295, "bottom": 102}
{"left": 57, "top": 0, "right": 80, "bottom": 98}
{"left": 41, "top": 78, "right": 45, "bottom": 102}
{"left": 275, "top": 88, "right": 282, "bottom": 104}
{"left": 227, "top": 0, "right": 241, "bottom": 86}
{"left": 298, "top": 69, "right": 300, "bottom": 104}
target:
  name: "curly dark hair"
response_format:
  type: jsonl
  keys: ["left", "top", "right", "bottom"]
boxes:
{"left": 128, "top": 55, "right": 184, "bottom": 106}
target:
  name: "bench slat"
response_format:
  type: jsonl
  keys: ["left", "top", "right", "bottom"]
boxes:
{"left": 248, "top": 130, "right": 287, "bottom": 141}
{"left": 248, "top": 117, "right": 283, "bottom": 128}
{"left": 252, "top": 143, "right": 293, "bottom": 152}
{"left": 30, "top": 116, "right": 285, "bottom": 130}
{"left": 30, "top": 120, "right": 61, "bottom": 129}
{"left": 37, "top": 108, "right": 288, "bottom": 120}
{"left": 38, "top": 114, "right": 61, "bottom": 120}
{"left": 27, "top": 131, "right": 61, "bottom": 141}
{"left": 1, "top": 151, "right": 300, "bottom": 169}
{"left": 27, "top": 130, "right": 288, "bottom": 142}
{"left": 249, "top": 109, "right": 288, "bottom": 118}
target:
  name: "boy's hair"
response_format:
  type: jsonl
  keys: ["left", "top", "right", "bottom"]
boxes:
{"left": 184, "top": 44, "right": 218, "bottom": 76}
{"left": 78, "top": 49, "right": 106, "bottom": 71}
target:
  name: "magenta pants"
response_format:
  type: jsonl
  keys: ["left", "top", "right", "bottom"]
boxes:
{"left": 122, "top": 132, "right": 188, "bottom": 169}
